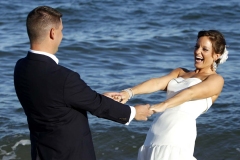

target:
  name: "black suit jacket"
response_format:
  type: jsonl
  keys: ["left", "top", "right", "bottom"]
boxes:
{"left": 14, "top": 52, "right": 131, "bottom": 160}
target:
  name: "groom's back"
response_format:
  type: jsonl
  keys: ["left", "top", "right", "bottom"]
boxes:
{"left": 14, "top": 53, "right": 96, "bottom": 160}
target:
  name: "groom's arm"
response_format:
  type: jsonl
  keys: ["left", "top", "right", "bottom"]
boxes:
{"left": 64, "top": 72, "right": 152, "bottom": 124}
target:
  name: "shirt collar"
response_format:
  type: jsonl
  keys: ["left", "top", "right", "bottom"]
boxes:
{"left": 29, "top": 49, "right": 59, "bottom": 64}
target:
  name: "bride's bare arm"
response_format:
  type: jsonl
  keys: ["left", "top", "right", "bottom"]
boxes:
{"left": 120, "top": 68, "right": 184, "bottom": 104}
{"left": 151, "top": 74, "right": 224, "bottom": 112}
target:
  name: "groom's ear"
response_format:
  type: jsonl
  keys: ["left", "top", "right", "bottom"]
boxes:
{"left": 50, "top": 28, "right": 55, "bottom": 40}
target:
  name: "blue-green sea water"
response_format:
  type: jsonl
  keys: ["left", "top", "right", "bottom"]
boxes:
{"left": 0, "top": 0, "right": 239, "bottom": 159}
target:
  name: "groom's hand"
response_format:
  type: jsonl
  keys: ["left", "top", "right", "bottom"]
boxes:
{"left": 134, "top": 104, "right": 153, "bottom": 121}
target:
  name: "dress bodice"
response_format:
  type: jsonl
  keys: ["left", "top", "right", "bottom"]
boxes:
{"left": 165, "top": 77, "right": 212, "bottom": 119}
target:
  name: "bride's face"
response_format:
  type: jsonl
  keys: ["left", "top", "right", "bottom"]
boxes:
{"left": 194, "top": 36, "right": 218, "bottom": 70}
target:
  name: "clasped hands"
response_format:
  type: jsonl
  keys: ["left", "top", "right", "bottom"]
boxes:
{"left": 103, "top": 92, "right": 167, "bottom": 121}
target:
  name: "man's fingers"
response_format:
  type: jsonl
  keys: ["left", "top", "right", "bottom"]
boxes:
{"left": 134, "top": 104, "right": 156, "bottom": 121}
{"left": 148, "top": 107, "right": 154, "bottom": 116}
{"left": 150, "top": 105, "right": 157, "bottom": 113}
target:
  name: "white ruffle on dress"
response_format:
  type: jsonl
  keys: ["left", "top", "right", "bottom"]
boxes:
{"left": 138, "top": 77, "right": 212, "bottom": 160}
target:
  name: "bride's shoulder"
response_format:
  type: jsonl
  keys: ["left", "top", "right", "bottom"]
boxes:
{"left": 206, "top": 74, "right": 224, "bottom": 81}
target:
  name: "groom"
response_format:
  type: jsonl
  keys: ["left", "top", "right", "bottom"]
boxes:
{"left": 14, "top": 6, "right": 153, "bottom": 160}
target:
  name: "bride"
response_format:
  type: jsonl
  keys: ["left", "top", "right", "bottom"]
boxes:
{"left": 118, "top": 30, "right": 228, "bottom": 159}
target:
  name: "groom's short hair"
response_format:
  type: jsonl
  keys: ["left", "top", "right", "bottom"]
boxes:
{"left": 26, "top": 6, "right": 62, "bottom": 43}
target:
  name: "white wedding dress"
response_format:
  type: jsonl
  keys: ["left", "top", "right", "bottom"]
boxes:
{"left": 138, "top": 77, "right": 212, "bottom": 160}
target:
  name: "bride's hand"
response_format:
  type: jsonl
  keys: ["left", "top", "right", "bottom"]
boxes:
{"left": 150, "top": 103, "right": 167, "bottom": 113}
{"left": 102, "top": 92, "right": 123, "bottom": 102}
{"left": 119, "top": 91, "right": 130, "bottom": 104}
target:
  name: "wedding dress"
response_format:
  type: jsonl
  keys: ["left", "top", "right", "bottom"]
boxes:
{"left": 138, "top": 77, "right": 212, "bottom": 160}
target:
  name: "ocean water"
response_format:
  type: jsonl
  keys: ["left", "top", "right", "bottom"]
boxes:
{"left": 0, "top": 0, "right": 239, "bottom": 159}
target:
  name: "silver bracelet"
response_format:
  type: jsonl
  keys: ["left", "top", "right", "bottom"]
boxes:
{"left": 122, "top": 88, "right": 134, "bottom": 99}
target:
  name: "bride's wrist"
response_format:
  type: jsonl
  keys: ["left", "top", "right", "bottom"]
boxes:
{"left": 122, "top": 88, "right": 134, "bottom": 99}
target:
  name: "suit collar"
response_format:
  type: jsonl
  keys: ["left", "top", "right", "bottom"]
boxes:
{"left": 27, "top": 52, "right": 58, "bottom": 64}
{"left": 29, "top": 50, "right": 59, "bottom": 64}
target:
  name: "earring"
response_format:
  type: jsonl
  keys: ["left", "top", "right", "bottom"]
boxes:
{"left": 212, "top": 62, "right": 217, "bottom": 71}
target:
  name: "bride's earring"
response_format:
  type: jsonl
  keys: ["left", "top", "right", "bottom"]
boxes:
{"left": 212, "top": 61, "right": 217, "bottom": 71}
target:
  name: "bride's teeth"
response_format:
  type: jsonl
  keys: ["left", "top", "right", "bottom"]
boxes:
{"left": 196, "top": 57, "right": 203, "bottom": 61}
